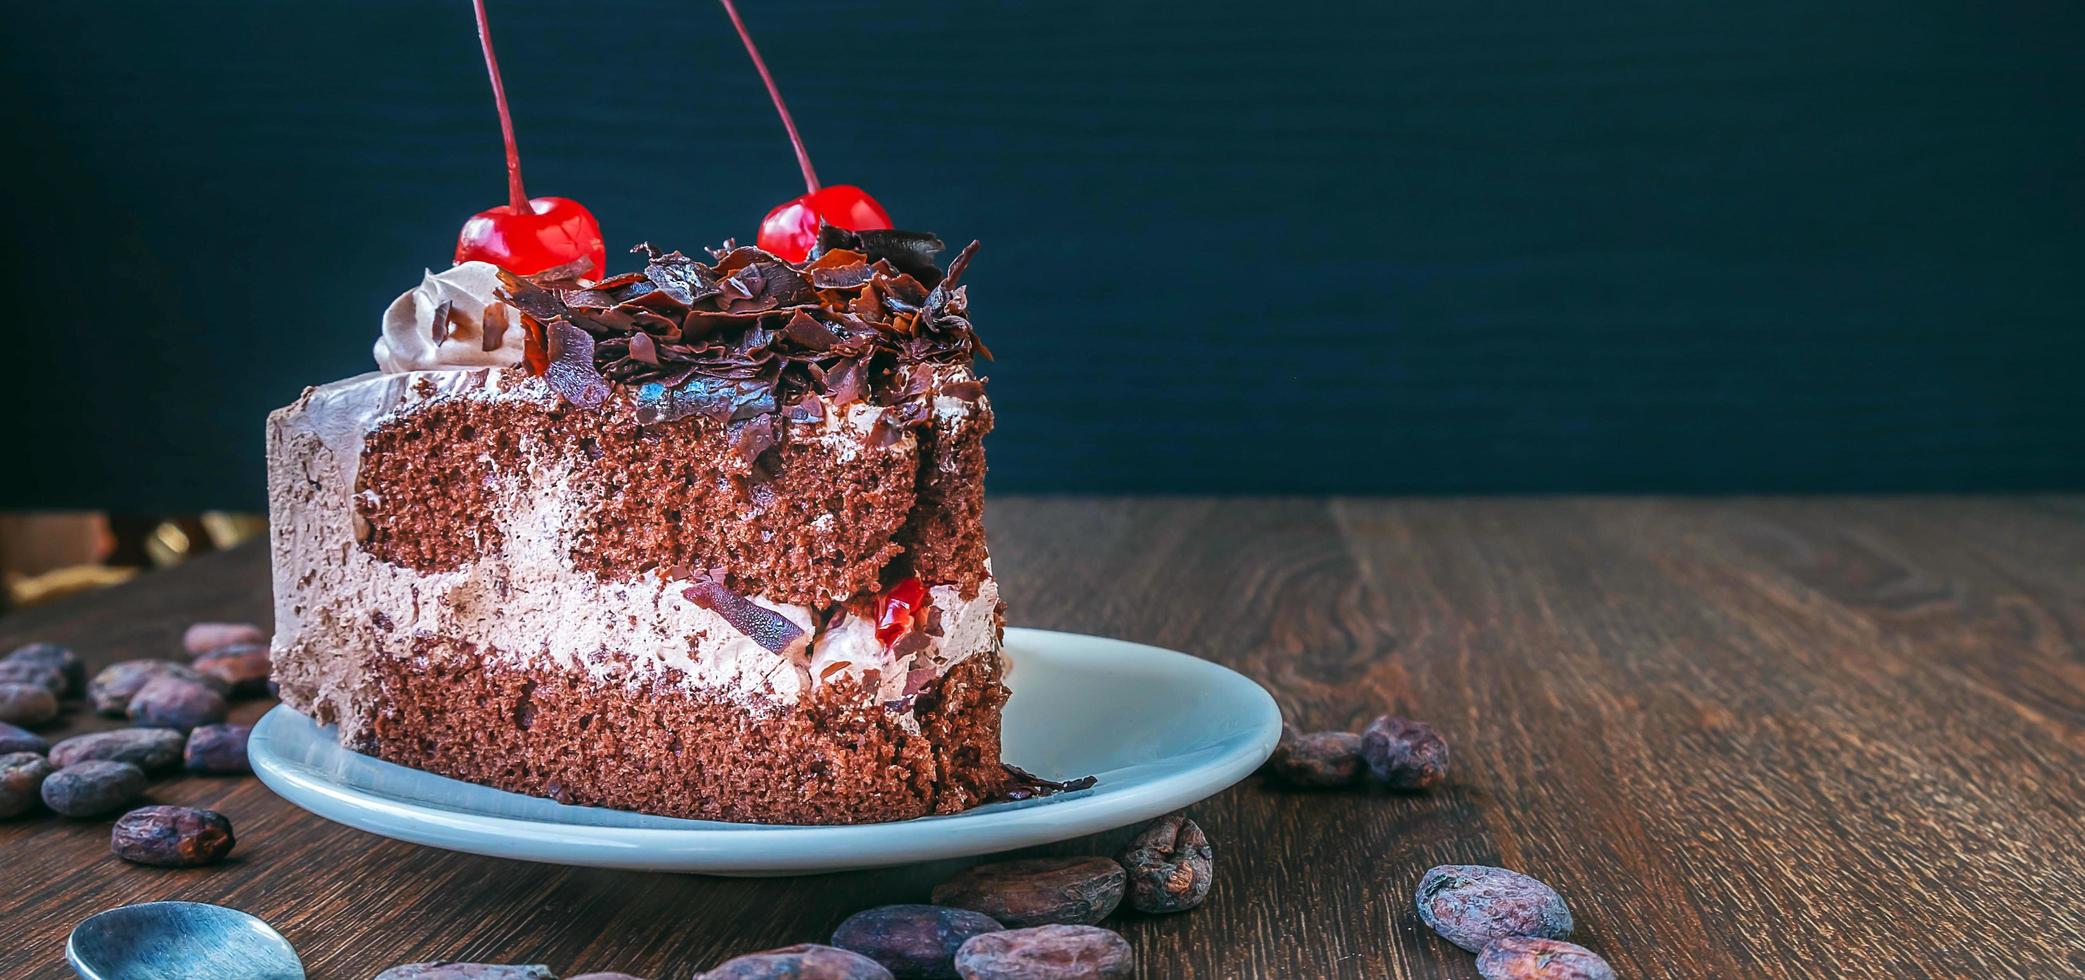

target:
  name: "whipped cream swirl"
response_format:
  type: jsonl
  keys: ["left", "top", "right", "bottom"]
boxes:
{"left": 373, "top": 262, "right": 526, "bottom": 373}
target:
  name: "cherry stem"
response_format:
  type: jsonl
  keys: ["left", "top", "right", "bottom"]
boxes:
{"left": 472, "top": 0, "right": 530, "bottom": 213}
{"left": 717, "top": 0, "right": 819, "bottom": 194}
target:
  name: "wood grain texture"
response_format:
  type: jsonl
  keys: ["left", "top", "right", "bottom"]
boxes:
{"left": 3, "top": 496, "right": 2083, "bottom": 978}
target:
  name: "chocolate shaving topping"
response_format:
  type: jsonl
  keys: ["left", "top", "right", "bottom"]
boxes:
{"left": 997, "top": 764, "right": 1100, "bottom": 802}
{"left": 814, "top": 226, "right": 949, "bottom": 286}
{"left": 546, "top": 320, "right": 610, "bottom": 409}
{"left": 682, "top": 573, "right": 806, "bottom": 656}
{"left": 530, "top": 255, "right": 598, "bottom": 284}
{"left": 728, "top": 413, "right": 781, "bottom": 466}
{"left": 482, "top": 303, "right": 509, "bottom": 352}
{"left": 497, "top": 233, "right": 984, "bottom": 418}
{"left": 428, "top": 298, "right": 455, "bottom": 345}
{"left": 786, "top": 394, "right": 825, "bottom": 423}
{"left": 627, "top": 331, "right": 659, "bottom": 365}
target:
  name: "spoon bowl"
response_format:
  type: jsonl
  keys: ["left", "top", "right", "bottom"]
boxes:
{"left": 67, "top": 901, "right": 304, "bottom": 980}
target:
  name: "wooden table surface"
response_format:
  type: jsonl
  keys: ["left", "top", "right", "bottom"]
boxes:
{"left": 4, "top": 497, "right": 2082, "bottom": 979}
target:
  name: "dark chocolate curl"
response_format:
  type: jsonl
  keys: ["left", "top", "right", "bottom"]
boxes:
{"left": 546, "top": 320, "right": 610, "bottom": 409}
{"left": 428, "top": 299, "right": 454, "bottom": 345}
{"left": 482, "top": 303, "right": 509, "bottom": 352}
{"left": 781, "top": 310, "right": 839, "bottom": 351}
{"left": 633, "top": 375, "right": 776, "bottom": 425}
{"left": 998, "top": 764, "right": 1100, "bottom": 802}
{"left": 627, "top": 331, "right": 660, "bottom": 365}
{"left": 683, "top": 577, "right": 806, "bottom": 656}
{"left": 728, "top": 414, "right": 781, "bottom": 466}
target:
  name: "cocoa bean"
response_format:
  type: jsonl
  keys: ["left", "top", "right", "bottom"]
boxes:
{"left": 373, "top": 966, "right": 557, "bottom": 980}
{"left": 191, "top": 644, "right": 273, "bottom": 697}
{"left": 931, "top": 857, "right": 1126, "bottom": 928}
{"left": 128, "top": 675, "right": 228, "bottom": 731}
{"left": 704, "top": 943, "right": 894, "bottom": 979}
{"left": 0, "top": 721, "right": 48, "bottom": 755}
{"left": 5, "top": 642, "right": 86, "bottom": 697}
{"left": 0, "top": 662, "right": 66, "bottom": 697}
{"left": 1361, "top": 715, "right": 1450, "bottom": 790}
{"left": 91, "top": 660, "right": 230, "bottom": 715}
{"left": 953, "top": 925, "right": 1133, "bottom": 980}
{"left": 41, "top": 760, "right": 145, "bottom": 817}
{"left": 832, "top": 904, "right": 1004, "bottom": 979}
{"left": 0, "top": 684, "right": 58, "bottom": 727}
{"left": 1, "top": 752, "right": 54, "bottom": 818}
{"left": 183, "top": 622, "right": 267, "bottom": 655}
{"left": 1115, "top": 812, "right": 1214, "bottom": 913}
{"left": 111, "top": 805, "right": 236, "bottom": 867}
{"left": 568, "top": 974, "right": 650, "bottom": 980}
{"left": 1416, "top": 865, "right": 1574, "bottom": 953}
{"left": 50, "top": 728, "right": 187, "bottom": 771}
{"left": 185, "top": 723, "right": 254, "bottom": 774}
{"left": 1477, "top": 936, "right": 1616, "bottom": 980}
{"left": 1266, "top": 726, "right": 1363, "bottom": 786}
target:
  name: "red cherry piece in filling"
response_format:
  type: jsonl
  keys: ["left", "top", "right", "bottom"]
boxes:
{"left": 757, "top": 185, "right": 894, "bottom": 262}
{"left": 875, "top": 577, "right": 929, "bottom": 648}
{"left": 456, "top": 196, "right": 606, "bottom": 278}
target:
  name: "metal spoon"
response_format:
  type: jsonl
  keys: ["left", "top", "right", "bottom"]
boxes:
{"left": 67, "top": 901, "right": 305, "bottom": 980}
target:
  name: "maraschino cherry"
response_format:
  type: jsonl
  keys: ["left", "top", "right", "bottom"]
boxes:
{"left": 719, "top": 0, "right": 893, "bottom": 261}
{"left": 875, "top": 577, "right": 929, "bottom": 648}
{"left": 453, "top": 0, "right": 605, "bottom": 278}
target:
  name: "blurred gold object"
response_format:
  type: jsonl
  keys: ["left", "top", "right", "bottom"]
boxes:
{"left": 0, "top": 511, "right": 266, "bottom": 613}
{"left": 7, "top": 564, "right": 139, "bottom": 607}
{"left": 145, "top": 521, "right": 193, "bottom": 567}
{"left": 201, "top": 512, "right": 269, "bottom": 550}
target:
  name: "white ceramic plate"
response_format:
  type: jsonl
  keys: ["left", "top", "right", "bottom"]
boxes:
{"left": 250, "top": 628, "right": 1281, "bottom": 875}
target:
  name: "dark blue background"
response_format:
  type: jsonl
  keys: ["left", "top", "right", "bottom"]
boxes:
{"left": 4, "top": 1, "right": 2081, "bottom": 508}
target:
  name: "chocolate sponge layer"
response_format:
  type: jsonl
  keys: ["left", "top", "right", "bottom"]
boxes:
{"left": 356, "top": 388, "right": 992, "bottom": 607}
{"left": 354, "top": 638, "right": 1011, "bottom": 824}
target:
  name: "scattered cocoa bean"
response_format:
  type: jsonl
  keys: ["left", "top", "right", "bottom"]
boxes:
{"left": 183, "top": 622, "right": 268, "bottom": 655}
{"left": 1477, "top": 936, "right": 1616, "bottom": 980}
{"left": 191, "top": 644, "right": 273, "bottom": 697}
{"left": 568, "top": 974, "right": 650, "bottom": 980}
{"left": 704, "top": 943, "right": 894, "bottom": 979}
{"left": 90, "top": 660, "right": 230, "bottom": 715}
{"left": 953, "top": 925, "right": 1133, "bottom": 980}
{"left": 1416, "top": 865, "right": 1574, "bottom": 953}
{"left": 5, "top": 642, "right": 86, "bottom": 697}
{"left": 1114, "top": 812, "right": 1214, "bottom": 913}
{"left": 50, "top": 728, "right": 187, "bottom": 771}
{"left": 932, "top": 857, "right": 1127, "bottom": 928}
{"left": 128, "top": 675, "right": 228, "bottom": 731}
{"left": 832, "top": 904, "right": 1004, "bottom": 979}
{"left": 41, "top": 759, "right": 146, "bottom": 817}
{"left": 373, "top": 965, "right": 557, "bottom": 980}
{"left": 1, "top": 752, "right": 54, "bottom": 818}
{"left": 1360, "top": 715, "right": 1450, "bottom": 790}
{"left": 1266, "top": 726, "right": 1364, "bottom": 786}
{"left": 0, "top": 683, "right": 59, "bottom": 727}
{"left": 0, "top": 662, "right": 66, "bottom": 697}
{"left": 185, "top": 723, "right": 254, "bottom": 774}
{"left": 111, "top": 804, "right": 237, "bottom": 867}
{"left": 0, "top": 721, "right": 48, "bottom": 755}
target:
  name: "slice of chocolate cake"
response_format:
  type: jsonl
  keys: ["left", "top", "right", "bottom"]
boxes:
{"left": 267, "top": 230, "right": 1012, "bottom": 824}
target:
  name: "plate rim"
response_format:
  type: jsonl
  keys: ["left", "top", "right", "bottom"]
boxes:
{"left": 250, "top": 627, "right": 1281, "bottom": 874}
